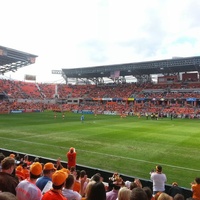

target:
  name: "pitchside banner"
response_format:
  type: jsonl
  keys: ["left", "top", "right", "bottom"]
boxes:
{"left": 24, "top": 74, "right": 36, "bottom": 81}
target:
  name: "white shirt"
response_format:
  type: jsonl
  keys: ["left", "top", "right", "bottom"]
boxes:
{"left": 62, "top": 188, "right": 82, "bottom": 200}
{"left": 150, "top": 172, "right": 167, "bottom": 192}
{"left": 16, "top": 179, "right": 42, "bottom": 200}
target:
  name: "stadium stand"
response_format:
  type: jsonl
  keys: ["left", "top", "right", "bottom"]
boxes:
{"left": 0, "top": 80, "right": 199, "bottom": 116}
{"left": 1, "top": 80, "right": 200, "bottom": 118}
{"left": 1, "top": 46, "right": 200, "bottom": 199}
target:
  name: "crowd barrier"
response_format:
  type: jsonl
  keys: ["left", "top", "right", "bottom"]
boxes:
{"left": 0, "top": 148, "right": 192, "bottom": 199}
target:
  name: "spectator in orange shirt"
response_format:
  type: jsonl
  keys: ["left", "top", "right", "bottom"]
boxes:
{"left": 42, "top": 170, "right": 68, "bottom": 200}
{"left": 71, "top": 167, "right": 81, "bottom": 193}
{"left": 21, "top": 162, "right": 30, "bottom": 179}
{"left": 67, "top": 147, "right": 77, "bottom": 170}
{"left": 191, "top": 177, "right": 200, "bottom": 200}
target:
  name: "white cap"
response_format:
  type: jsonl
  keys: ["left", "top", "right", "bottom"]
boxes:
{"left": 125, "top": 180, "right": 131, "bottom": 188}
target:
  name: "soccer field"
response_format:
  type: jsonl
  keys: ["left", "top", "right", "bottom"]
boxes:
{"left": 0, "top": 111, "right": 200, "bottom": 189}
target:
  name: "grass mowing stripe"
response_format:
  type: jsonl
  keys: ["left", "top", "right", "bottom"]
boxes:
{"left": 1, "top": 135, "right": 200, "bottom": 173}
{"left": 0, "top": 111, "right": 200, "bottom": 188}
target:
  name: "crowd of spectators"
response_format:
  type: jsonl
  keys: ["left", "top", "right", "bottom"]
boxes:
{"left": 0, "top": 152, "right": 198, "bottom": 200}
{"left": 2, "top": 79, "right": 200, "bottom": 100}
{"left": 1, "top": 78, "right": 200, "bottom": 117}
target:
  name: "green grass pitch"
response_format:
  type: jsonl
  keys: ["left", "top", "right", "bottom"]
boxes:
{"left": 0, "top": 111, "right": 200, "bottom": 189}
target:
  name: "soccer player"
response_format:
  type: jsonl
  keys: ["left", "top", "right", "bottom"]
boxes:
{"left": 81, "top": 115, "right": 84, "bottom": 123}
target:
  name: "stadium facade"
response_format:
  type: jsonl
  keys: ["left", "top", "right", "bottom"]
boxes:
{"left": 60, "top": 56, "right": 200, "bottom": 85}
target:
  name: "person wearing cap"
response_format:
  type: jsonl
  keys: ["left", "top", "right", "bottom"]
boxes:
{"left": 36, "top": 162, "right": 56, "bottom": 194}
{"left": 42, "top": 170, "right": 68, "bottom": 200}
{"left": 150, "top": 165, "right": 167, "bottom": 195}
{"left": 0, "top": 157, "right": 19, "bottom": 195}
{"left": 16, "top": 162, "right": 43, "bottom": 200}
{"left": 66, "top": 147, "right": 77, "bottom": 170}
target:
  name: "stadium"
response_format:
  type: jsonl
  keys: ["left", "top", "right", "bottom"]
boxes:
{"left": 1, "top": 45, "right": 200, "bottom": 198}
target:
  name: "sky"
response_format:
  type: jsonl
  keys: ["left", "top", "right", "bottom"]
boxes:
{"left": 0, "top": 0, "right": 200, "bottom": 83}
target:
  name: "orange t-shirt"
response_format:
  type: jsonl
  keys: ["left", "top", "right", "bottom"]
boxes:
{"left": 21, "top": 168, "right": 30, "bottom": 179}
{"left": 192, "top": 184, "right": 200, "bottom": 200}
{"left": 42, "top": 189, "right": 67, "bottom": 200}
{"left": 73, "top": 180, "right": 81, "bottom": 193}
{"left": 67, "top": 152, "right": 76, "bottom": 168}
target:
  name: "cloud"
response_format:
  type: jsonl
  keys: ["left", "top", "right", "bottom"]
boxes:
{"left": 0, "top": 0, "right": 200, "bottom": 82}
{"left": 81, "top": 40, "right": 108, "bottom": 63}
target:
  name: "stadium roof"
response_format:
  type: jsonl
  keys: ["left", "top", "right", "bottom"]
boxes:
{"left": 62, "top": 56, "right": 200, "bottom": 81}
{"left": 0, "top": 45, "right": 38, "bottom": 75}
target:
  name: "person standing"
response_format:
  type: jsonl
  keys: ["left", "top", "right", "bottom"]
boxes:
{"left": 81, "top": 115, "right": 84, "bottom": 123}
{"left": 66, "top": 147, "right": 77, "bottom": 170}
{"left": 145, "top": 113, "right": 149, "bottom": 120}
{"left": 150, "top": 165, "right": 167, "bottom": 195}
{"left": 62, "top": 112, "right": 65, "bottom": 120}
{"left": 170, "top": 112, "right": 173, "bottom": 120}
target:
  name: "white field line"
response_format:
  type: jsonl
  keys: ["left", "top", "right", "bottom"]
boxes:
{"left": 1, "top": 137, "right": 200, "bottom": 172}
